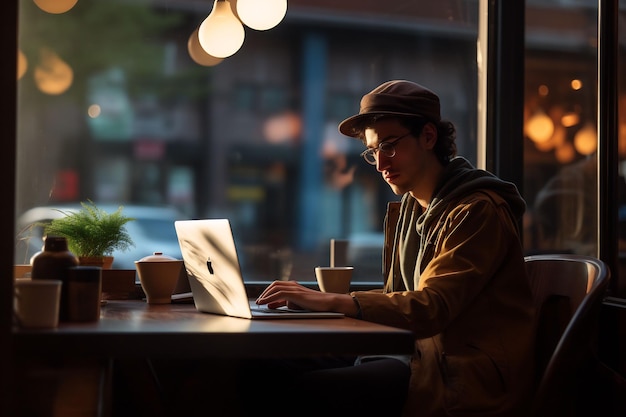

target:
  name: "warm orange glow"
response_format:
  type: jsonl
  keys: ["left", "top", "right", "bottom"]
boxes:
{"left": 619, "top": 122, "right": 626, "bottom": 157}
{"left": 526, "top": 110, "right": 554, "bottom": 143}
{"left": 553, "top": 125, "right": 566, "bottom": 146}
{"left": 17, "top": 49, "right": 28, "bottom": 80}
{"left": 263, "top": 111, "right": 302, "bottom": 144}
{"left": 570, "top": 79, "right": 583, "bottom": 90}
{"left": 187, "top": 28, "right": 224, "bottom": 67}
{"left": 538, "top": 85, "right": 549, "bottom": 96}
{"left": 561, "top": 112, "right": 580, "bottom": 127}
{"left": 535, "top": 124, "right": 566, "bottom": 154}
{"left": 34, "top": 48, "right": 73, "bottom": 95}
{"left": 555, "top": 142, "right": 575, "bottom": 163}
{"left": 33, "top": 0, "right": 79, "bottom": 14}
{"left": 573, "top": 122, "right": 597, "bottom": 155}
{"left": 534, "top": 136, "right": 555, "bottom": 152}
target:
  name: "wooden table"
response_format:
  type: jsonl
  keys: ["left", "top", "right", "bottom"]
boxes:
{"left": 13, "top": 299, "right": 414, "bottom": 359}
{"left": 12, "top": 300, "right": 414, "bottom": 416}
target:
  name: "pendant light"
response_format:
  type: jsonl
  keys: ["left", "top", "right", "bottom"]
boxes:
{"left": 17, "top": 49, "right": 28, "bottom": 80}
{"left": 236, "top": 0, "right": 287, "bottom": 31}
{"left": 198, "top": 0, "right": 245, "bottom": 58}
{"left": 33, "top": 0, "right": 78, "bottom": 14}
{"left": 34, "top": 48, "right": 73, "bottom": 95}
{"left": 188, "top": 29, "right": 224, "bottom": 67}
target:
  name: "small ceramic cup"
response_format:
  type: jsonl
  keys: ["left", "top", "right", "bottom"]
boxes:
{"left": 315, "top": 266, "right": 354, "bottom": 294}
{"left": 14, "top": 279, "right": 62, "bottom": 328}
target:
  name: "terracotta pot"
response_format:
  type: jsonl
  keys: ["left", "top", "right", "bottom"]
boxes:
{"left": 102, "top": 256, "right": 114, "bottom": 269}
{"left": 79, "top": 256, "right": 114, "bottom": 269}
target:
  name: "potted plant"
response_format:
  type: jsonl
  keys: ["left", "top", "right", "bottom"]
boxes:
{"left": 42, "top": 200, "right": 135, "bottom": 268}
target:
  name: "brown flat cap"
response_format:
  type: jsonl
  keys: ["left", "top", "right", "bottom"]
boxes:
{"left": 338, "top": 80, "right": 441, "bottom": 137}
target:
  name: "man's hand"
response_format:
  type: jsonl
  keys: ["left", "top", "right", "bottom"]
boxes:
{"left": 255, "top": 280, "right": 360, "bottom": 317}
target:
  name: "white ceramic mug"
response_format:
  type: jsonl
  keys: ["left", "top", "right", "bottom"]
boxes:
{"left": 315, "top": 266, "right": 354, "bottom": 294}
{"left": 14, "top": 279, "right": 62, "bottom": 328}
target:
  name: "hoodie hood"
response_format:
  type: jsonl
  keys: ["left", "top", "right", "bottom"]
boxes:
{"left": 417, "top": 157, "right": 526, "bottom": 234}
{"left": 394, "top": 157, "right": 526, "bottom": 286}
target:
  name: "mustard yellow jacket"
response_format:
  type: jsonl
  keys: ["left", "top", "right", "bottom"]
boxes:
{"left": 353, "top": 157, "right": 535, "bottom": 417}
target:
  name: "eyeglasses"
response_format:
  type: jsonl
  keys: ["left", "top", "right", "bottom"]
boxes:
{"left": 360, "top": 132, "right": 413, "bottom": 165}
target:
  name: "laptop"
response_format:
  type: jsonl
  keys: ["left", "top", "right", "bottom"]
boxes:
{"left": 174, "top": 219, "right": 344, "bottom": 319}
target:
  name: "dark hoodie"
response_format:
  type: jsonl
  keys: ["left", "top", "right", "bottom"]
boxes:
{"left": 352, "top": 156, "right": 535, "bottom": 417}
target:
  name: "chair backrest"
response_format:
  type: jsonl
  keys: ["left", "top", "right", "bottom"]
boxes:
{"left": 525, "top": 254, "right": 610, "bottom": 416}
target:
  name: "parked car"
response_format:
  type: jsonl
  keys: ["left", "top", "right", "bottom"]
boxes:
{"left": 15, "top": 204, "right": 187, "bottom": 269}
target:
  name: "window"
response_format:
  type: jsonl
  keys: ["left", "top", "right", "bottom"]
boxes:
{"left": 523, "top": 1, "right": 600, "bottom": 259}
{"left": 16, "top": 0, "right": 481, "bottom": 283}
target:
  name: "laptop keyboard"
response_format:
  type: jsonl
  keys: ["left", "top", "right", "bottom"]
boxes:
{"left": 250, "top": 306, "right": 313, "bottom": 314}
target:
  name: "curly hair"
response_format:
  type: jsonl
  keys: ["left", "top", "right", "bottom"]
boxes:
{"left": 354, "top": 115, "right": 457, "bottom": 165}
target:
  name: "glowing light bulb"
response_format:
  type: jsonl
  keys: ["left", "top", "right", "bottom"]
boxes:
{"left": 236, "top": 0, "right": 287, "bottom": 30}
{"left": 198, "top": 0, "right": 245, "bottom": 58}
{"left": 187, "top": 28, "right": 223, "bottom": 67}
{"left": 560, "top": 112, "right": 580, "bottom": 128}
{"left": 574, "top": 122, "right": 597, "bottom": 155}
{"left": 34, "top": 48, "right": 73, "bottom": 95}
{"left": 33, "top": 0, "right": 79, "bottom": 14}
{"left": 525, "top": 110, "right": 554, "bottom": 143}
{"left": 17, "top": 49, "right": 28, "bottom": 80}
{"left": 87, "top": 104, "right": 101, "bottom": 118}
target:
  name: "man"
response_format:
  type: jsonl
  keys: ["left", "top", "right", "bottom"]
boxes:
{"left": 256, "top": 80, "right": 535, "bottom": 416}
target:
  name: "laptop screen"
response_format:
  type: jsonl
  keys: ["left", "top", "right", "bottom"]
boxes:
{"left": 175, "top": 219, "right": 253, "bottom": 318}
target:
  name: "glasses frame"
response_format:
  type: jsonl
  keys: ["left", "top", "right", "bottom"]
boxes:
{"left": 360, "top": 131, "right": 413, "bottom": 165}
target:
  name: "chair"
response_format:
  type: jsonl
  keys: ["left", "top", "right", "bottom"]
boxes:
{"left": 525, "top": 254, "right": 610, "bottom": 417}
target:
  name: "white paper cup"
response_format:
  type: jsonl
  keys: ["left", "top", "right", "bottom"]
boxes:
{"left": 315, "top": 266, "right": 354, "bottom": 294}
{"left": 14, "top": 279, "right": 62, "bottom": 328}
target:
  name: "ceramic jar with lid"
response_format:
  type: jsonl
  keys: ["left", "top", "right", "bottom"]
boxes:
{"left": 30, "top": 235, "right": 79, "bottom": 321}
{"left": 135, "top": 252, "right": 183, "bottom": 304}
